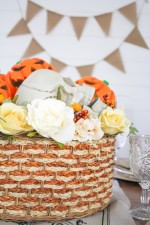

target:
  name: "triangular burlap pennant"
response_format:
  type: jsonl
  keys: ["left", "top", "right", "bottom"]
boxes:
{"left": 51, "top": 58, "right": 66, "bottom": 71}
{"left": 104, "top": 49, "right": 125, "bottom": 73}
{"left": 77, "top": 65, "right": 94, "bottom": 77}
{"left": 22, "top": 38, "right": 44, "bottom": 58}
{"left": 26, "top": 1, "right": 42, "bottom": 23}
{"left": 125, "top": 27, "right": 149, "bottom": 49}
{"left": 47, "top": 11, "right": 62, "bottom": 33}
{"left": 70, "top": 17, "right": 87, "bottom": 39}
{"left": 7, "top": 18, "right": 30, "bottom": 36}
{"left": 95, "top": 13, "right": 112, "bottom": 36}
{"left": 119, "top": 3, "right": 137, "bottom": 25}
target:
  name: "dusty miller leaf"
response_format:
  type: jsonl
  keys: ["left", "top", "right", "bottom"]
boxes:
{"left": 57, "top": 87, "right": 61, "bottom": 100}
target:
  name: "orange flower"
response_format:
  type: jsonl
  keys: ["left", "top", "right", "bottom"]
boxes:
{"left": 70, "top": 102, "right": 82, "bottom": 112}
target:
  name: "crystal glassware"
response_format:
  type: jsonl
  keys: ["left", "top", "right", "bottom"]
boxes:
{"left": 129, "top": 135, "right": 150, "bottom": 220}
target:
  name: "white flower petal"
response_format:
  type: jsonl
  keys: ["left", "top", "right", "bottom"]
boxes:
{"left": 27, "top": 98, "right": 75, "bottom": 144}
{"left": 73, "top": 118, "right": 104, "bottom": 142}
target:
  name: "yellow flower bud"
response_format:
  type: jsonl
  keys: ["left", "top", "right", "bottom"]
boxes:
{"left": 70, "top": 102, "right": 82, "bottom": 112}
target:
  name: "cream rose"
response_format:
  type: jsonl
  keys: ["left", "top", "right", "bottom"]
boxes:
{"left": 73, "top": 118, "right": 104, "bottom": 142}
{"left": 27, "top": 99, "right": 75, "bottom": 144}
{"left": 99, "top": 107, "right": 131, "bottom": 135}
{"left": 0, "top": 102, "right": 32, "bottom": 135}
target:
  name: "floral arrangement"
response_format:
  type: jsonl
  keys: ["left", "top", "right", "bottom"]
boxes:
{"left": 0, "top": 69, "right": 137, "bottom": 146}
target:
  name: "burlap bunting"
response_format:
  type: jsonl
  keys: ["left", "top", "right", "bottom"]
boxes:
{"left": 22, "top": 38, "right": 45, "bottom": 58}
{"left": 51, "top": 58, "right": 66, "bottom": 71}
{"left": 70, "top": 17, "right": 87, "bottom": 39}
{"left": 7, "top": 19, "right": 30, "bottom": 36}
{"left": 26, "top": 1, "right": 42, "bottom": 23}
{"left": 104, "top": 49, "right": 125, "bottom": 73}
{"left": 119, "top": 2, "right": 137, "bottom": 25}
{"left": 95, "top": 13, "right": 112, "bottom": 36}
{"left": 77, "top": 65, "right": 94, "bottom": 77}
{"left": 47, "top": 11, "right": 62, "bottom": 33}
{"left": 7, "top": 1, "right": 148, "bottom": 74}
{"left": 125, "top": 27, "right": 149, "bottom": 49}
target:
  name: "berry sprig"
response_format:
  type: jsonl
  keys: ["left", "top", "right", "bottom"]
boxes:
{"left": 74, "top": 109, "right": 89, "bottom": 123}
{"left": 103, "top": 94, "right": 115, "bottom": 108}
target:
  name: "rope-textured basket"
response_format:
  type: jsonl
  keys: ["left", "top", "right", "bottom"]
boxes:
{"left": 0, "top": 135, "right": 115, "bottom": 221}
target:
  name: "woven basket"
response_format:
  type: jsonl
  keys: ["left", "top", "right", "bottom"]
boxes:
{"left": 0, "top": 135, "right": 115, "bottom": 221}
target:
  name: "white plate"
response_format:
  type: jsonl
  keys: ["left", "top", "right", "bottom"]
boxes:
{"left": 113, "top": 165, "right": 139, "bottom": 182}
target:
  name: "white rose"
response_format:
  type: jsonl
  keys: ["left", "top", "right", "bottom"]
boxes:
{"left": 73, "top": 118, "right": 104, "bottom": 142}
{"left": 27, "top": 99, "right": 75, "bottom": 144}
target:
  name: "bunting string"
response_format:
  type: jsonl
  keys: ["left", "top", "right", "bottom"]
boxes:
{"left": 9, "top": 0, "right": 149, "bottom": 76}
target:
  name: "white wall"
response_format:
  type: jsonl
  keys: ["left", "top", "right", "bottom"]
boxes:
{"left": 0, "top": 0, "right": 150, "bottom": 158}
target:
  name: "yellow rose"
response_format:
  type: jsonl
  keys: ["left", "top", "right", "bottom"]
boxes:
{"left": 0, "top": 102, "right": 33, "bottom": 135}
{"left": 99, "top": 107, "right": 131, "bottom": 135}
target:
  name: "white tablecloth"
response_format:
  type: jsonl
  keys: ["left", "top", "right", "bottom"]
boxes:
{"left": 0, "top": 180, "right": 136, "bottom": 225}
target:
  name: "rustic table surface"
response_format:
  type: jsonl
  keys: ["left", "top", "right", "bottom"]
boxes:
{"left": 118, "top": 179, "right": 148, "bottom": 225}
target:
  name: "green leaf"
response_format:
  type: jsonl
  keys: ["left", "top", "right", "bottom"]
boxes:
{"left": 129, "top": 123, "right": 138, "bottom": 135}
{"left": 103, "top": 80, "right": 109, "bottom": 86}
{"left": 1, "top": 95, "right": 18, "bottom": 104}
{"left": 56, "top": 141, "right": 64, "bottom": 149}
{"left": 57, "top": 87, "right": 61, "bottom": 100}
{"left": 27, "top": 131, "right": 37, "bottom": 137}
{"left": 11, "top": 95, "right": 19, "bottom": 104}
{"left": 0, "top": 132, "right": 14, "bottom": 143}
{"left": 7, "top": 135, "right": 14, "bottom": 143}
{"left": 16, "top": 60, "right": 22, "bottom": 64}
{"left": 0, "top": 117, "right": 6, "bottom": 123}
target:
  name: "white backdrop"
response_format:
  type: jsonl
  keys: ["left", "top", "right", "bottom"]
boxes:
{"left": 0, "top": 0, "right": 150, "bottom": 157}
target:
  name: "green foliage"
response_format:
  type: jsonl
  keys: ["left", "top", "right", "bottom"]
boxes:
{"left": 11, "top": 95, "right": 19, "bottom": 104}
{"left": 0, "top": 132, "right": 14, "bottom": 143}
{"left": 57, "top": 87, "right": 61, "bottom": 100}
{"left": 56, "top": 141, "right": 64, "bottom": 149}
{"left": 129, "top": 123, "right": 138, "bottom": 135}
{"left": 16, "top": 60, "right": 22, "bottom": 64}
{"left": 2, "top": 95, "right": 18, "bottom": 104}
{"left": 27, "top": 131, "right": 37, "bottom": 137}
{"left": 6, "top": 135, "right": 14, "bottom": 143}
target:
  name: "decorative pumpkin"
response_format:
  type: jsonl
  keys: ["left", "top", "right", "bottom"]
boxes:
{"left": 0, "top": 74, "right": 10, "bottom": 104}
{"left": 5, "top": 58, "right": 56, "bottom": 99}
{"left": 76, "top": 76, "right": 116, "bottom": 108}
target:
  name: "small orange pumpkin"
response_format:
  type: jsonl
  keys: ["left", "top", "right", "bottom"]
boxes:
{"left": 5, "top": 58, "right": 56, "bottom": 98}
{"left": 76, "top": 76, "right": 116, "bottom": 108}
{"left": 0, "top": 74, "right": 10, "bottom": 104}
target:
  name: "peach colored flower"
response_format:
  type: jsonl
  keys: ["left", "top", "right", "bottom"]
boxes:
{"left": 73, "top": 118, "right": 104, "bottom": 142}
